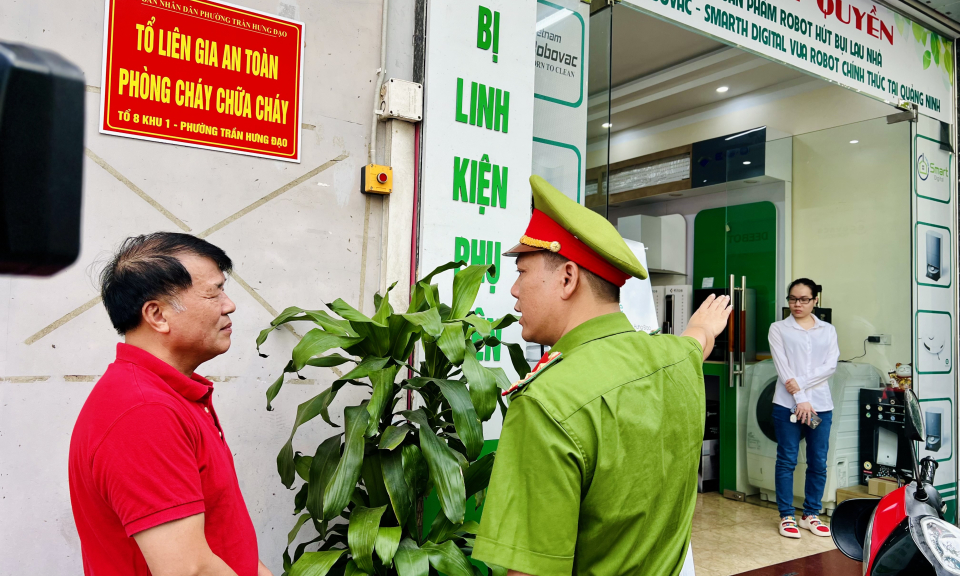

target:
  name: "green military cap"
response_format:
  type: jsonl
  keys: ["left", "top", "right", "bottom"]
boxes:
{"left": 503, "top": 175, "right": 647, "bottom": 284}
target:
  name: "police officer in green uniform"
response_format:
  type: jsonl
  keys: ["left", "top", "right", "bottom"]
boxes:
{"left": 472, "top": 176, "right": 732, "bottom": 576}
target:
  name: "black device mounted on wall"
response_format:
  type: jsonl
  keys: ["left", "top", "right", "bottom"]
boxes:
{"left": 691, "top": 127, "right": 766, "bottom": 188}
{"left": 0, "top": 41, "right": 85, "bottom": 276}
{"left": 859, "top": 389, "right": 915, "bottom": 485}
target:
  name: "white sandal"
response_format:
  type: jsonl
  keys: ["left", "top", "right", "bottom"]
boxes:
{"left": 799, "top": 514, "right": 831, "bottom": 537}
{"left": 779, "top": 516, "right": 801, "bottom": 539}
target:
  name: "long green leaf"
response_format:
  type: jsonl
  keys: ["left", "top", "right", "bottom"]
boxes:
{"left": 426, "top": 513, "right": 462, "bottom": 544}
{"left": 437, "top": 323, "right": 466, "bottom": 364}
{"left": 422, "top": 283, "right": 441, "bottom": 310}
{"left": 409, "top": 261, "right": 465, "bottom": 314}
{"left": 459, "top": 520, "right": 481, "bottom": 535}
{"left": 341, "top": 356, "right": 390, "bottom": 380}
{"left": 289, "top": 550, "right": 346, "bottom": 576}
{"left": 372, "top": 283, "right": 397, "bottom": 325}
{"left": 423, "top": 260, "right": 466, "bottom": 284}
{"left": 328, "top": 298, "right": 388, "bottom": 327}
{"left": 267, "top": 355, "right": 356, "bottom": 411}
{"left": 366, "top": 366, "right": 400, "bottom": 437}
{"left": 375, "top": 526, "right": 402, "bottom": 566}
{"left": 293, "top": 482, "right": 309, "bottom": 514}
{"left": 307, "top": 354, "right": 356, "bottom": 368}
{"left": 394, "top": 539, "right": 429, "bottom": 576}
{"left": 288, "top": 534, "right": 327, "bottom": 571}
{"left": 277, "top": 383, "right": 342, "bottom": 488}
{"left": 381, "top": 449, "right": 414, "bottom": 528}
{"left": 421, "top": 540, "right": 474, "bottom": 576}
{"left": 266, "top": 371, "right": 288, "bottom": 411}
{"left": 343, "top": 560, "right": 366, "bottom": 576}
{"left": 322, "top": 405, "right": 370, "bottom": 519}
{"left": 350, "top": 486, "right": 370, "bottom": 509}
{"left": 294, "top": 453, "right": 313, "bottom": 482}
{"left": 403, "top": 409, "right": 465, "bottom": 524}
{"left": 462, "top": 315, "right": 493, "bottom": 338}
{"left": 306, "top": 435, "right": 342, "bottom": 524}
{"left": 351, "top": 320, "right": 392, "bottom": 358}
{"left": 434, "top": 379, "right": 483, "bottom": 460}
{"left": 401, "top": 444, "right": 430, "bottom": 499}
{"left": 391, "top": 318, "right": 421, "bottom": 363}
{"left": 461, "top": 354, "right": 497, "bottom": 421}
{"left": 291, "top": 329, "right": 365, "bottom": 371}
{"left": 450, "top": 265, "right": 490, "bottom": 319}
{"left": 505, "top": 342, "right": 532, "bottom": 378}
{"left": 464, "top": 452, "right": 495, "bottom": 497}
{"left": 401, "top": 377, "right": 435, "bottom": 390}
{"left": 487, "top": 563, "right": 508, "bottom": 576}
{"left": 258, "top": 307, "right": 359, "bottom": 349}
{"left": 343, "top": 560, "right": 362, "bottom": 576}
{"left": 488, "top": 367, "right": 512, "bottom": 391}
{"left": 286, "top": 513, "right": 311, "bottom": 548}
{"left": 402, "top": 308, "right": 444, "bottom": 339}
{"left": 379, "top": 424, "right": 412, "bottom": 450}
{"left": 266, "top": 360, "right": 296, "bottom": 411}
{"left": 360, "top": 451, "right": 390, "bottom": 508}
{"left": 347, "top": 505, "right": 387, "bottom": 573}
{"left": 491, "top": 314, "right": 519, "bottom": 331}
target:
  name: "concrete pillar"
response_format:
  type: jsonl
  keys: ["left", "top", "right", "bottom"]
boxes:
{"left": 380, "top": 119, "right": 417, "bottom": 311}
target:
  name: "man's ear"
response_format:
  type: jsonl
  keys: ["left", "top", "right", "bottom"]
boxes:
{"left": 141, "top": 300, "right": 172, "bottom": 334}
{"left": 559, "top": 261, "right": 581, "bottom": 301}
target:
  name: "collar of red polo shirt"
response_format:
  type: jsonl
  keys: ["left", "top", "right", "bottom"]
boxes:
{"left": 117, "top": 343, "right": 213, "bottom": 401}
{"left": 504, "top": 208, "right": 631, "bottom": 287}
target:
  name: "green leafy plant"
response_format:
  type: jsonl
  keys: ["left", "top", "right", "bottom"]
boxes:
{"left": 257, "top": 261, "right": 530, "bottom": 576}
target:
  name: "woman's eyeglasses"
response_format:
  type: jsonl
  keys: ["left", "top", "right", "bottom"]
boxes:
{"left": 786, "top": 296, "right": 815, "bottom": 304}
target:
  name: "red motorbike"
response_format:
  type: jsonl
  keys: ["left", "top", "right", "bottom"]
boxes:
{"left": 832, "top": 389, "right": 960, "bottom": 575}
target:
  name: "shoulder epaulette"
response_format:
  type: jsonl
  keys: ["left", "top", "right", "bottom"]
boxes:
{"left": 502, "top": 351, "right": 563, "bottom": 397}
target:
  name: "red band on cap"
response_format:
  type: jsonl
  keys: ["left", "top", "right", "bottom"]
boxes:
{"left": 522, "top": 210, "right": 630, "bottom": 287}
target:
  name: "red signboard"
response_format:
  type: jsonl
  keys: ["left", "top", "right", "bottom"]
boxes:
{"left": 99, "top": 0, "right": 303, "bottom": 162}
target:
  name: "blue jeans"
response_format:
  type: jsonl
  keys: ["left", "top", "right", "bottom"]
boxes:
{"left": 772, "top": 404, "right": 833, "bottom": 518}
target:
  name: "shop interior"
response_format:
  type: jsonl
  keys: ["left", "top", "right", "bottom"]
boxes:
{"left": 582, "top": 3, "right": 937, "bottom": 572}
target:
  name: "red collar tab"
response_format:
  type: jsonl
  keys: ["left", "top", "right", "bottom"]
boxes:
{"left": 521, "top": 209, "right": 630, "bottom": 287}
{"left": 115, "top": 343, "right": 213, "bottom": 402}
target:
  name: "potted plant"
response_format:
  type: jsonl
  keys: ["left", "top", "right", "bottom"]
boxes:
{"left": 257, "top": 261, "right": 530, "bottom": 576}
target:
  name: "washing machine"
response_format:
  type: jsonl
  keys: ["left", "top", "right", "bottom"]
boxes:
{"left": 744, "top": 360, "right": 883, "bottom": 515}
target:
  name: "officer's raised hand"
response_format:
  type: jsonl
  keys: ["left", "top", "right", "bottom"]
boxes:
{"left": 681, "top": 294, "right": 732, "bottom": 359}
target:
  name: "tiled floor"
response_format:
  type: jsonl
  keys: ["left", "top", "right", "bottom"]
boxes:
{"left": 691, "top": 492, "right": 838, "bottom": 576}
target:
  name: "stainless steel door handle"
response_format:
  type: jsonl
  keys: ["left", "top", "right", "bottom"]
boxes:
{"left": 737, "top": 275, "right": 746, "bottom": 387}
{"left": 728, "top": 275, "right": 746, "bottom": 388}
{"left": 728, "top": 274, "right": 735, "bottom": 388}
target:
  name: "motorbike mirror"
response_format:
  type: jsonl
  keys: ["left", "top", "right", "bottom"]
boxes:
{"left": 904, "top": 389, "right": 925, "bottom": 443}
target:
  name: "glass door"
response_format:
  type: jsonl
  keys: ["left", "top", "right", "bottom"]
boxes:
{"left": 711, "top": 118, "right": 914, "bottom": 506}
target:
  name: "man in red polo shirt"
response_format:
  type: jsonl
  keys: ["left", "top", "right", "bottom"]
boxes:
{"left": 69, "top": 232, "right": 271, "bottom": 576}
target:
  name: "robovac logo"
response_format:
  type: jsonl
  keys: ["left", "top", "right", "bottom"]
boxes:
{"left": 918, "top": 153, "right": 930, "bottom": 181}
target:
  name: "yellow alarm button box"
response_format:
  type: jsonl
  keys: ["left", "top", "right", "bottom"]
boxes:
{"left": 361, "top": 164, "right": 393, "bottom": 195}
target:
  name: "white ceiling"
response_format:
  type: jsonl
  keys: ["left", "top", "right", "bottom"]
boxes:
{"left": 587, "top": 7, "right": 824, "bottom": 142}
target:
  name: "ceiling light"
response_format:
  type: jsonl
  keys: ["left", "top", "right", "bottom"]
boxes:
{"left": 602, "top": 122, "right": 612, "bottom": 128}
{"left": 743, "top": 161, "right": 751, "bottom": 165}
{"left": 745, "top": 179, "right": 758, "bottom": 184}
{"left": 716, "top": 86, "right": 729, "bottom": 93}
{"left": 850, "top": 140, "right": 859, "bottom": 144}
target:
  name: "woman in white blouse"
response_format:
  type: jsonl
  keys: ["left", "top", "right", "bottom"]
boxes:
{"left": 768, "top": 278, "right": 839, "bottom": 540}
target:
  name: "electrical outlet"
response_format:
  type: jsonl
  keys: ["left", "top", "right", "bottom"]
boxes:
{"left": 869, "top": 334, "right": 892, "bottom": 345}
